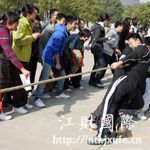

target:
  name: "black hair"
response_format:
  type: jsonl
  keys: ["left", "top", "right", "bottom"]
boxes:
{"left": 128, "top": 33, "right": 143, "bottom": 43}
{"left": 21, "top": 4, "right": 35, "bottom": 17}
{"left": 144, "top": 37, "right": 150, "bottom": 46}
{"left": 49, "top": 9, "right": 59, "bottom": 18}
{"left": 35, "top": 15, "right": 41, "bottom": 21}
{"left": 34, "top": 6, "right": 39, "bottom": 14}
{"left": 97, "top": 13, "right": 110, "bottom": 22}
{"left": 79, "top": 29, "right": 91, "bottom": 37}
{"left": 66, "top": 15, "right": 78, "bottom": 24}
{"left": 124, "top": 17, "right": 132, "bottom": 26}
{"left": 132, "top": 18, "right": 139, "bottom": 26}
{"left": 114, "top": 21, "right": 123, "bottom": 28}
{"left": 140, "top": 25, "right": 149, "bottom": 33}
{"left": 15, "top": 6, "right": 23, "bottom": 16}
{"left": 79, "top": 18, "right": 85, "bottom": 24}
{"left": 56, "top": 13, "right": 66, "bottom": 21}
{"left": 1, "top": 11, "right": 19, "bottom": 25}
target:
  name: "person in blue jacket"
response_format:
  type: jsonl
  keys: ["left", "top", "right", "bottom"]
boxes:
{"left": 34, "top": 14, "right": 78, "bottom": 108}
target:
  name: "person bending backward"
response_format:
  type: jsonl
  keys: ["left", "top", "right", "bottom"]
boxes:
{"left": 87, "top": 33, "right": 150, "bottom": 145}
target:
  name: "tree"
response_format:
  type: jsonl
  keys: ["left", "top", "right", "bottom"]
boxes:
{"left": 122, "top": 2, "right": 150, "bottom": 24}
{"left": 94, "top": 0, "right": 123, "bottom": 22}
{"left": 0, "top": 0, "right": 123, "bottom": 22}
{"left": 57, "top": 0, "right": 99, "bottom": 21}
{"left": 0, "top": 0, "right": 37, "bottom": 15}
{"left": 37, "top": 0, "right": 99, "bottom": 21}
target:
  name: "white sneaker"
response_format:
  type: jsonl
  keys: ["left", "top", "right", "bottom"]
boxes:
{"left": 55, "top": 93, "right": 70, "bottom": 99}
{"left": 24, "top": 103, "right": 34, "bottom": 109}
{"left": 66, "top": 88, "right": 72, "bottom": 93}
{"left": 14, "top": 107, "right": 28, "bottom": 114}
{"left": 79, "top": 86, "right": 85, "bottom": 90}
{"left": 34, "top": 99, "right": 46, "bottom": 108}
{"left": 43, "top": 93, "right": 51, "bottom": 99}
{"left": 0, "top": 112, "right": 12, "bottom": 121}
{"left": 137, "top": 112, "right": 147, "bottom": 120}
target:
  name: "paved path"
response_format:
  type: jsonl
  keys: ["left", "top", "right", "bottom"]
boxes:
{"left": 0, "top": 50, "right": 150, "bottom": 150}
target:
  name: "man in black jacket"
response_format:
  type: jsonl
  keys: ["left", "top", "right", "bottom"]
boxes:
{"left": 88, "top": 33, "right": 150, "bottom": 145}
{"left": 89, "top": 13, "right": 110, "bottom": 88}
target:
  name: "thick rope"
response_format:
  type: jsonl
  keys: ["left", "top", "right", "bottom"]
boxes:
{"left": 0, "top": 66, "right": 111, "bottom": 93}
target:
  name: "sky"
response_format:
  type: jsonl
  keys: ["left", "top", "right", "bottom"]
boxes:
{"left": 140, "top": 0, "right": 150, "bottom": 2}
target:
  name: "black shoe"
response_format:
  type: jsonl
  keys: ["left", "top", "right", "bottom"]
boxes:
{"left": 115, "top": 113, "right": 128, "bottom": 138}
{"left": 88, "top": 113, "right": 98, "bottom": 130}
{"left": 87, "top": 133, "right": 114, "bottom": 145}
{"left": 89, "top": 82, "right": 104, "bottom": 89}
{"left": 95, "top": 83, "right": 104, "bottom": 89}
{"left": 87, "top": 136, "right": 106, "bottom": 145}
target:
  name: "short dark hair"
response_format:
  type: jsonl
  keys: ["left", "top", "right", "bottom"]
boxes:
{"left": 115, "top": 21, "right": 123, "bottom": 28}
{"left": 35, "top": 15, "right": 41, "bottom": 21}
{"left": 15, "top": 6, "right": 23, "bottom": 16}
{"left": 132, "top": 18, "right": 139, "bottom": 26}
{"left": 49, "top": 9, "right": 59, "bottom": 18}
{"left": 144, "top": 37, "right": 150, "bottom": 46}
{"left": 56, "top": 13, "right": 66, "bottom": 21}
{"left": 140, "top": 25, "right": 149, "bottom": 33}
{"left": 1, "top": 11, "right": 19, "bottom": 25}
{"left": 79, "top": 18, "right": 85, "bottom": 24}
{"left": 124, "top": 17, "right": 132, "bottom": 26}
{"left": 34, "top": 6, "right": 39, "bottom": 13}
{"left": 22, "top": 4, "right": 35, "bottom": 17}
{"left": 128, "top": 33, "right": 143, "bottom": 43}
{"left": 66, "top": 15, "right": 78, "bottom": 24}
{"left": 79, "top": 29, "right": 91, "bottom": 37}
{"left": 97, "top": 13, "right": 110, "bottom": 22}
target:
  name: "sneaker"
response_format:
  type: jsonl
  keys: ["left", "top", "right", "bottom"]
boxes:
{"left": 79, "top": 86, "right": 85, "bottom": 90}
{"left": 24, "top": 103, "right": 34, "bottom": 109}
{"left": 55, "top": 93, "right": 70, "bottom": 99}
{"left": 0, "top": 112, "right": 12, "bottom": 121}
{"left": 137, "top": 112, "right": 147, "bottom": 120}
{"left": 89, "top": 82, "right": 104, "bottom": 89}
{"left": 87, "top": 136, "right": 106, "bottom": 145}
{"left": 65, "top": 88, "right": 72, "bottom": 93}
{"left": 87, "top": 133, "right": 114, "bottom": 145}
{"left": 115, "top": 124, "right": 127, "bottom": 138}
{"left": 34, "top": 99, "right": 46, "bottom": 108}
{"left": 88, "top": 113, "right": 98, "bottom": 130}
{"left": 43, "top": 93, "right": 51, "bottom": 99}
{"left": 14, "top": 107, "right": 28, "bottom": 114}
{"left": 95, "top": 82, "right": 104, "bottom": 89}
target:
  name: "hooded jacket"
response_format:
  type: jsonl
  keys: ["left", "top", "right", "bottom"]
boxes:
{"left": 42, "top": 24, "right": 68, "bottom": 67}
{"left": 90, "top": 23, "right": 107, "bottom": 55}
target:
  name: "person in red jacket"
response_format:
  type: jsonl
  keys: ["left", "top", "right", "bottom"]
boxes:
{"left": 0, "top": 11, "right": 30, "bottom": 121}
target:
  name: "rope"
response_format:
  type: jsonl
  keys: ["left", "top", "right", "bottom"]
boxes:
{"left": 0, "top": 66, "right": 111, "bottom": 93}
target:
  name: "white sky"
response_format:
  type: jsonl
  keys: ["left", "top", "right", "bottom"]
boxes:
{"left": 140, "top": 0, "right": 150, "bottom": 2}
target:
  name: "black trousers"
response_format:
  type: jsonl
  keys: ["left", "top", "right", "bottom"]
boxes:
{"left": 4, "top": 62, "right": 28, "bottom": 108}
{"left": 29, "top": 53, "right": 38, "bottom": 84}
{"left": 89, "top": 53, "right": 117, "bottom": 84}
{"left": 71, "top": 67, "right": 82, "bottom": 88}
{"left": 64, "top": 63, "right": 71, "bottom": 90}
{"left": 89, "top": 54, "right": 106, "bottom": 84}
{"left": 93, "top": 74, "right": 144, "bottom": 137}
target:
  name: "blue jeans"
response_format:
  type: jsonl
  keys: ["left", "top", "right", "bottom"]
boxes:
{"left": 56, "top": 69, "right": 65, "bottom": 95}
{"left": 35, "top": 62, "right": 52, "bottom": 99}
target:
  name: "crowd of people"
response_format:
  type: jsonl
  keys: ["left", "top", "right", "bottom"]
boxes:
{"left": 0, "top": 3, "right": 150, "bottom": 145}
